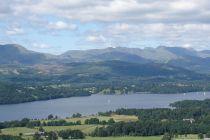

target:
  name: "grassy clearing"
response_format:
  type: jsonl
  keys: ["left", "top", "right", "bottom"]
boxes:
{"left": 42, "top": 125, "right": 100, "bottom": 134}
{"left": 1, "top": 127, "right": 37, "bottom": 140}
{"left": 65, "top": 114, "right": 138, "bottom": 124}
{"left": 1, "top": 127, "right": 37, "bottom": 136}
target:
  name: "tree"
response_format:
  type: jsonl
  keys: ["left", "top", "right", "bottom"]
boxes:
{"left": 0, "top": 135, "right": 24, "bottom": 140}
{"left": 58, "top": 129, "right": 85, "bottom": 139}
{"left": 19, "top": 133, "right": 23, "bottom": 137}
{"left": 76, "top": 120, "right": 81, "bottom": 125}
{"left": 174, "top": 133, "right": 179, "bottom": 138}
{"left": 58, "top": 129, "right": 70, "bottom": 139}
{"left": 71, "top": 130, "right": 85, "bottom": 139}
{"left": 20, "top": 118, "right": 30, "bottom": 127}
{"left": 84, "top": 118, "right": 100, "bottom": 124}
{"left": 46, "top": 131, "right": 58, "bottom": 140}
{"left": 198, "top": 133, "right": 204, "bottom": 139}
{"left": 33, "top": 132, "right": 41, "bottom": 140}
{"left": 107, "top": 118, "right": 115, "bottom": 124}
{"left": 47, "top": 114, "right": 54, "bottom": 120}
{"left": 206, "top": 132, "right": 210, "bottom": 138}
{"left": 72, "top": 113, "right": 82, "bottom": 118}
{"left": 100, "top": 120, "right": 107, "bottom": 125}
{"left": 39, "top": 126, "right": 45, "bottom": 132}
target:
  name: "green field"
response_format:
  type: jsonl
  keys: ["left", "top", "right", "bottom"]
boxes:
{"left": 65, "top": 114, "right": 138, "bottom": 124}
{"left": 42, "top": 125, "right": 100, "bottom": 134}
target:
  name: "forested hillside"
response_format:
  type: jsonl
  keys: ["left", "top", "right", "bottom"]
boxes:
{"left": 1, "top": 44, "right": 210, "bottom": 104}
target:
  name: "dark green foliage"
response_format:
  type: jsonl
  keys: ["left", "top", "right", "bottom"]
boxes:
{"left": 84, "top": 118, "right": 100, "bottom": 124}
{"left": 38, "top": 126, "right": 45, "bottom": 132}
{"left": 72, "top": 113, "right": 82, "bottom": 118}
{"left": 0, "top": 119, "right": 80, "bottom": 129}
{"left": 46, "top": 120, "right": 66, "bottom": 126}
{"left": 47, "top": 114, "right": 54, "bottom": 120}
{"left": 33, "top": 132, "right": 41, "bottom": 140}
{"left": 206, "top": 132, "right": 210, "bottom": 138}
{"left": 0, "top": 82, "right": 91, "bottom": 105}
{"left": 0, "top": 135, "right": 24, "bottom": 140}
{"left": 46, "top": 131, "right": 58, "bottom": 140}
{"left": 69, "top": 130, "right": 85, "bottom": 139}
{"left": 107, "top": 118, "right": 115, "bottom": 125}
{"left": 198, "top": 133, "right": 204, "bottom": 139}
{"left": 58, "top": 129, "right": 85, "bottom": 139}
{"left": 170, "top": 99, "right": 210, "bottom": 109}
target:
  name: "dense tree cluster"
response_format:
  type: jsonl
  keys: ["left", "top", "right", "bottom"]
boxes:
{"left": 32, "top": 129, "right": 85, "bottom": 140}
{"left": 91, "top": 99, "right": 210, "bottom": 137}
{"left": 0, "top": 118, "right": 81, "bottom": 129}
{"left": 0, "top": 135, "right": 24, "bottom": 140}
{"left": 58, "top": 129, "right": 85, "bottom": 139}
{"left": 0, "top": 82, "right": 91, "bottom": 104}
{"left": 72, "top": 113, "right": 82, "bottom": 118}
{"left": 0, "top": 116, "right": 116, "bottom": 130}
{"left": 84, "top": 118, "right": 115, "bottom": 125}
{"left": 84, "top": 118, "right": 100, "bottom": 125}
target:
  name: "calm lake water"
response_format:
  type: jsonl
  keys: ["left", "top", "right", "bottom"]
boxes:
{"left": 0, "top": 92, "right": 210, "bottom": 121}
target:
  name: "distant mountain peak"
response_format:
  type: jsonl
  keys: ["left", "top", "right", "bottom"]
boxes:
{"left": 0, "top": 44, "right": 56, "bottom": 65}
{"left": 0, "top": 44, "right": 28, "bottom": 53}
{"left": 157, "top": 45, "right": 168, "bottom": 49}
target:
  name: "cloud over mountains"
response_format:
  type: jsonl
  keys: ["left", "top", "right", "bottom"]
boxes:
{"left": 0, "top": 0, "right": 210, "bottom": 53}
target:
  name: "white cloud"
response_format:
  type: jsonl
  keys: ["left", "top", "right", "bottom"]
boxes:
{"left": 47, "top": 21, "right": 77, "bottom": 30}
{"left": 169, "top": 0, "right": 197, "bottom": 11}
{"left": 32, "top": 43, "right": 51, "bottom": 49}
{"left": 5, "top": 26, "right": 24, "bottom": 35}
{"left": 86, "top": 35, "right": 106, "bottom": 43}
{"left": 1, "top": 0, "right": 210, "bottom": 50}
{"left": 97, "top": 23, "right": 210, "bottom": 50}
{"left": 182, "top": 44, "right": 192, "bottom": 48}
{"left": 3, "top": 0, "right": 209, "bottom": 23}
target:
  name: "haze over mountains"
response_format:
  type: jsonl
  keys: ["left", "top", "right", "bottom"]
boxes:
{"left": 1, "top": 44, "right": 210, "bottom": 74}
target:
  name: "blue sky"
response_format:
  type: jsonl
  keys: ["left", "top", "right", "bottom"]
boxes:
{"left": 0, "top": 0, "right": 210, "bottom": 54}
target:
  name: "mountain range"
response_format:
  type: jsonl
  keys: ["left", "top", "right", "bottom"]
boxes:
{"left": 1, "top": 44, "right": 210, "bottom": 104}
{"left": 1, "top": 44, "right": 210, "bottom": 74}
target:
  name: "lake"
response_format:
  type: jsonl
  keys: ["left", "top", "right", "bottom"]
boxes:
{"left": 0, "top": 92, "right": 210, "bottom": 121}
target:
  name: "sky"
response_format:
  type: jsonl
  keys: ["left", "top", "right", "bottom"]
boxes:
{"left": 0, "top": 0, "right": 210, "bottom": 54}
